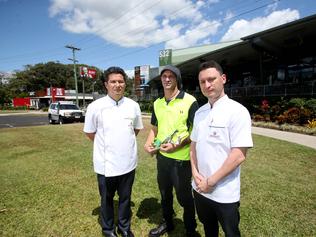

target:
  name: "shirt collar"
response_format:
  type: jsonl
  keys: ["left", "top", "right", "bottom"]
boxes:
{"left": 209, "top": 94, "right": 228, "bottom": 109}
{"left": 159, "top": 90, "right": 185, "bottom": 100}
{"left": 106, "top": 95, "right": 124, "bottom": 106}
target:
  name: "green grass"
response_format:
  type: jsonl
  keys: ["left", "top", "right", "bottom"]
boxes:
{"left": 1, "top": 118, "right": 315, "bottom": 236}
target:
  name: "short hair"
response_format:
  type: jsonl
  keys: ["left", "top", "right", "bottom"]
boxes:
{"left": 199, "top": 60, "right": 223, "bottom": 75}
{"left": 102, "top": 66, "right": 127, "bottom": 83}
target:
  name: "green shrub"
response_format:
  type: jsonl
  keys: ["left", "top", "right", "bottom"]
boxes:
{"left": 305, "top": 98, "right": 316, "bottom": 115}
{"left": 139, "top": 101, "right": 154, "bottom": 112}
{"left": 289, "top": 98, "right": 306, "bottom": 109}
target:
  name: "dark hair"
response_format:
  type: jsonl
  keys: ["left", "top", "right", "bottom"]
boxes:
{"left": 102, "top": 66, "right": 127, "bottom": 83}
{"left": 199, "top": 60, "right": 223, "bottom": 75}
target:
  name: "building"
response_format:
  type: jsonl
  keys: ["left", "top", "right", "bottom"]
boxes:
{"left": 147, "top": 14, "right": 316, "bottom": 105}
{"left": 26, "top": 88, "right": 95, "bottom": 109}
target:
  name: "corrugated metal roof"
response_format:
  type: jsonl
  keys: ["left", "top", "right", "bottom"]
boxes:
{"left": 172, "top": 40, "right": 241, "bottom": 65}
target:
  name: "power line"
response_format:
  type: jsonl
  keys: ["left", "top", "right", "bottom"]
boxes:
{"left": 89, "top": 0, "right": 280, "bottom": 65}
{"left": 0, "top": 0, "right": 280, "bottom": 70}
{"left": 74, "top": 0, "right": 271, "bottom": 59}
{"left": 74, "top": 0, "right": 153, "bottom": 45}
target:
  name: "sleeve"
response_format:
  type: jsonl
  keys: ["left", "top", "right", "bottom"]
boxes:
{"left": 190, "top": 113, "right": 198, "bottom": 142}
{"left": 150, "top": 105, "right": 158, "bottom": 126}
{"left": 229, "top": 106, "right": 253, "bottom": 148}
{"left": 134, "top": 103, "right": 144, "bottom": 129}
{"left": 83, "top": 104, "right": 97, "bottom": 133}
{"left": 187, "top": 100, "right": 199, "bottom": 128}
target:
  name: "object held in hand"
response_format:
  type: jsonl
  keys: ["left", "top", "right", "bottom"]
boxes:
{"left": 153, "top": 138, "right": 162, "bottom": 149}
{"left": 152, "top": 130, "right": 179, "bottom": 150}
{"left": 161, "top": 129, "right": 179, "bottom": 144}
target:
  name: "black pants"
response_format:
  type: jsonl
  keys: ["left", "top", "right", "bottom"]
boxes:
{"left": 97, "top": 170, "right": 135, "bottom": 234}
{"left": 157, "top": 153, "right": 196, "bottom": 232}
{"left": 193, "top": 190, "right": 240, "bottom": 237}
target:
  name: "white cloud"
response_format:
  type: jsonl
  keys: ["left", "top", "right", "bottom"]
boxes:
{"left": 265, "top": 1, "right": 279, "bottom": 15}
{"left": 166, "top": 20, "right": 221, "bottom": 49}
{"left": 220, "top": 9, "right": 300, "bottom": 42}
{"left": 125, "top": 69, "right": 134, "bottom": 79}
{"left": 224, "top": 10, "right": 234, "bottom": 22}
{"left": 49, "top": 0, "right": 219, "bottom": 48}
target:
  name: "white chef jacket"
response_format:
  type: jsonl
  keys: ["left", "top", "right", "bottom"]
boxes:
{"left": 84, "top": 95, "right": 143, "bottom": 177}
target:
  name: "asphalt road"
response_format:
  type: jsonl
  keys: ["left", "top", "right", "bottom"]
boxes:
{"left": 0, "top": 114, "right": 49, "bottom": 129}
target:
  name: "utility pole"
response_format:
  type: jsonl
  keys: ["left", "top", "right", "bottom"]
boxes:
{"left": 65, "top": 45, "right": 80, "bottom": 107}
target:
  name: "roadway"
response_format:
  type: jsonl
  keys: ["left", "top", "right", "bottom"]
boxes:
{"left": 0, "top": 112, "right": 49, "bottom": 128}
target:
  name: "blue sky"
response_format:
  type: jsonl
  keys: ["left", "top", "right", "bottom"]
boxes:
{"left": 0, "top": 0, "right": 315, "bottom": 75}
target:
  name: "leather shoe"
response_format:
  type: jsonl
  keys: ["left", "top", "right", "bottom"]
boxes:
{"left": 102, "top": 231, "right": 118, "bottom": 237}
{"left": 117, "top": 228, "right": 134, "bottom": 237}
{"left": 149, "top": 222, "right": 174, "bottom": 237}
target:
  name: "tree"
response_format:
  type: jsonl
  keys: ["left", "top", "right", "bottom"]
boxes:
{"left": 5, "top": 62, "right": 104, "bottom": 103}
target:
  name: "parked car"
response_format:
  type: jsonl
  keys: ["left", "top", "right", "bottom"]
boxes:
{"left": 48, "top": 101, "right": 85, "bottom": 124}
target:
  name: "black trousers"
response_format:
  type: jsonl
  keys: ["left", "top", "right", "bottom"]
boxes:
{"left": 193, "top": 190, "right": 241, "bottom": 237}
{"left": 157, "top": 153, "right": 196, "bottom": 232}
{"left": 97, "top": 170, "right": 135, "bottom": 234}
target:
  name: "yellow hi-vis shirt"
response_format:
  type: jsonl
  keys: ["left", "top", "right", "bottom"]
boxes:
{"left": 152, "top": 91, "right": 199, "bottom": 160}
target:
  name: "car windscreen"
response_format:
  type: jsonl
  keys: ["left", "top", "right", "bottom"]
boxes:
{"left": 59, "top": 104, "right": 79, "bottom": 110}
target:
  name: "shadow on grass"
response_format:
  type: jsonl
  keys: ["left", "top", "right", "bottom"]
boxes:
{"left": 136, "top": 197, "right": 161, "bottom": 224}
{"left": 135, "top": 197, "right": 202, "bottom": 236}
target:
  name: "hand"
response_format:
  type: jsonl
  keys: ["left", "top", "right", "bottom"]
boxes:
{"left": 192, "top": 170, "right": 204, "bottom": 187}
{"left": 196, "top": 176, "right": 216, "bottom": 193}
{"left": 159, "top": 143, "right": 176, "bottom": 153}
{"left": 144, "top": 143, "right": 158, "bottom": 156}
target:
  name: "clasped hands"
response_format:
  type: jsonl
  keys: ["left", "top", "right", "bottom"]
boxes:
{"left": 193, "top": 171, "right": 216, "bottom": 193}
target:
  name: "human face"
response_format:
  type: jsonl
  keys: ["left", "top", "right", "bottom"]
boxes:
{"left": 161, "top": 70, "right": 178, "bottom": 90}
{"left": 105, "top": 73, "right": 126, "bottom": 100}
{"left": 198, "top": 67, "right": 226, "bottom": 104}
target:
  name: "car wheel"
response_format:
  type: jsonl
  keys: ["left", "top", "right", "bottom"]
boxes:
{"left": 59, "top": 117, "right": 64, "bottom": 125}
{"left": 48, "top": 115, "right": 54, "bottom": 124}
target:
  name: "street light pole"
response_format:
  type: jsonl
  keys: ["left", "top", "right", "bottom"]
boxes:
{"left": 65, "top": 45, "right": 80, "bottom": 107}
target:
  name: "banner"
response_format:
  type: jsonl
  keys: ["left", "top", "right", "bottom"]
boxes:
{"left": 140, "top": 65, "right": 150, "bottom": 86}
{"left": 80, "top": 66, "right": 97, "bottom": 79}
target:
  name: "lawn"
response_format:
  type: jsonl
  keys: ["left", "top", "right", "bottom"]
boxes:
{"left": 1, "top": 118, "right": 315, "bottom": 237}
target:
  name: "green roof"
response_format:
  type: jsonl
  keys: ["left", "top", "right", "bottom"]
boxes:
{"left": 172, "top": 40, "right": 241, "bottom": 65}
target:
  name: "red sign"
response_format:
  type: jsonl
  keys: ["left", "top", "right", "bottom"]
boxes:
{"left": 13, "top": 98, "right": 30, "bottom": 107}
{"left": 46, "top": 88, "right": 65, "bottom": 96}
{"left": 80, "top": 67, "right": 97, "bottom": 79}
{"left": 46, "top": 87, "right": 65, "bottom": 102}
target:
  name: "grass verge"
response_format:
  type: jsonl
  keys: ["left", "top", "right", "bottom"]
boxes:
{"left": 1, "top": 118, "right": 315, "bottom": 236}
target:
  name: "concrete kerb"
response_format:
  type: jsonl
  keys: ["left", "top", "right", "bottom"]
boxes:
{"left": 252, "top": 126, "right": 316, "bottom": 150}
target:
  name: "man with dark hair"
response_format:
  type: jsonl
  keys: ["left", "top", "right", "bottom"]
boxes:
{"left": 190, "top": 60, "right": 253, "bottom": 237}
{"left": 144, "top": 65, "right": 199, "bottom": 237}
{"left": 84, "top": 66, "right": 143, "bottom": 237}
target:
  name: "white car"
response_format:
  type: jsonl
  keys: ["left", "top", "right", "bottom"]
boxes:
{"left": 48, "top": 101, "right": 85, "bottom": 124}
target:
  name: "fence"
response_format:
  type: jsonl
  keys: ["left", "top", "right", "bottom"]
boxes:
{"left": 135, "top": 81, "right": 316, "bottom": 101}
{"left": 227, "top": 81, "right": 315, "bottom": 98}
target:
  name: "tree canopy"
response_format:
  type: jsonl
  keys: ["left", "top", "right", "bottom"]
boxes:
{"left": 0, "top": 62, "right": 134, "bottom": 106}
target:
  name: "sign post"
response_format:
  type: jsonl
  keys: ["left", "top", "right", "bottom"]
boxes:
{"left": 80, "top": 66, "right": 97, "bottom": 107}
